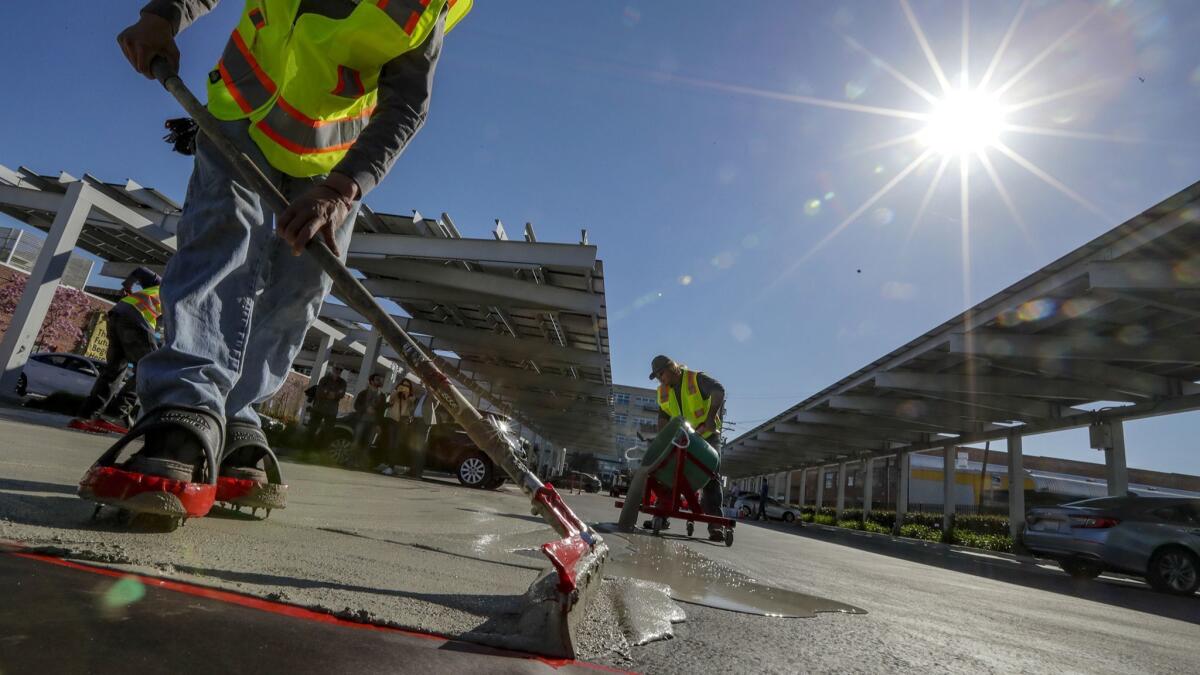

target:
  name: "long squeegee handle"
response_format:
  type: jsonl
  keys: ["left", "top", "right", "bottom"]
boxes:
{"left": 149, "top": 60, "right": 447, "bottom": 394}
{"left": 146, "top": 58, "right": 573, "bottom": 535}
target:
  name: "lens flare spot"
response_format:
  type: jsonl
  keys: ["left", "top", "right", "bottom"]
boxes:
{"left": 101, "top": 576, "right": 146, "bottom": 610}
{"left": 1116, "top": 324, "right": 1150, "bottom": 346}
{"left": 1016, "top": 298, "right": 1057, "bottom": 323}
{"left": 873, "top": 164, "right": 885, "bottom": 174}
{"left": 621, "top": 6, "right": 641, "bottom": 27}
{"left": 741, "top": 234, "right": 760, "bottom": 249}
{"left": 711, "top": 252, "right": 736, "bottom": 270}
{"left": 824, "top": 191, "right": 836, "bottom": 201}
{"left": 1062, "top": 297, "right": 1102, "bottom": 319}
{"left": 731, "top": 322, "right": 753, "bottom": 343}
{"left": 844, "top": 81, "right": 867, "bottom": 100}
{"left": 804, "top": 199, "right": 822, "bottom": 216}
{"left": 678, "top": 275, "right": 693, "bottom": 286}
{"left": 871, "top": 207, "right": 895, "bottom": 226}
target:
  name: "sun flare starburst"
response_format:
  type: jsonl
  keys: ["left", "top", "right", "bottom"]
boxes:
{"left": 920, "top": 89, "right": 1007, "bottom": 156}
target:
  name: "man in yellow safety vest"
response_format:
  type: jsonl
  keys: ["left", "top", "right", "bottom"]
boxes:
{"left": 71, "top": 266, "right": 163, "bottom": 434}
{"left": 650, "top": 354, "right": 728, "bottom": 541}
{"left": 79, "top": 0, "right": 471, "bottom": 523}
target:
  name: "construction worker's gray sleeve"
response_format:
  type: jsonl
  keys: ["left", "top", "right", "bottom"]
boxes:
{"left": 331, "top": 3, "right": 446, "bottom": 198}
{"left": 141, "top": 0, "right": 220, "bottom": 35}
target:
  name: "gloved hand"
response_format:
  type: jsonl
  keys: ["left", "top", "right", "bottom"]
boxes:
{"left": 277, "top": 176, "right": 358, "bottom": 256}
{"left": 117, "top": 12, "right": 180, "bottom": 79}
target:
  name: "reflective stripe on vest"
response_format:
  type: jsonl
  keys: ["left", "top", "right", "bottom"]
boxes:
{"left": 121, "top": 286, "right": 162, "bottom": 327}
{"left": 206, "top": 0, "right": 472, "bottom": 177}
{"left": 217, "top": 30, "right": 276, "bottom": 114}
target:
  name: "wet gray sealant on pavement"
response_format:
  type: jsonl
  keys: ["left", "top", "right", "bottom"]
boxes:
{"left": 597, "top": 524, "right": 866, "bottom": 618}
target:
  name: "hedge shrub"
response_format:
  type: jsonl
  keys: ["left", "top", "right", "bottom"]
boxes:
{"left": 861, "top": 520, "right": 890, "bottom": 534}
{"left": 836, "top": 519, "right": 863, "bottom": 530}
{"left": 949, "top": 530, "right": 1014, "bottom": 553}
{"left": 898, "top": 523, "right": 941, "bottom": 541}
{"left": 813, "top": 514, "right": 836, "bottom": 525}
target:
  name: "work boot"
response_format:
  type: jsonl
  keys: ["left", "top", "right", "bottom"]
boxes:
{"left": 78, "top": 407, "right": 222, "bottom": 523}
{"left": 215, "top": 421, "right": 287, "bottom": 517}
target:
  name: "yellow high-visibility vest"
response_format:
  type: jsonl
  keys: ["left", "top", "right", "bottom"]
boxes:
{"left": 206, "top": 0, "right": 472, "bottom": 177}
{"left": 120, "top": 286, "right": 162, "bottom": 328}
{"left": 658, "top": 368, "right": 721, "bottom": 439}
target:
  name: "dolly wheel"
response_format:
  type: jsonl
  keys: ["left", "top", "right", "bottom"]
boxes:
{"left": 724, "top": 528, "right": 734, "bottom": 547}
{"left": 686, "top": 522, "right": 695, "bottom": 537}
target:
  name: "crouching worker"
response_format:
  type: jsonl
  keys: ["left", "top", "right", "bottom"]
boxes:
{"left": 70, "top": 266, "right": 162, "bottom": 435}
{"left": 78, "top": 0, "right": 470, "bottom": 527}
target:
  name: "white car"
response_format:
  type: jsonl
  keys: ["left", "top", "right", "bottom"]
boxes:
{"left": 17, "top": 352, "right": 104, "bottom": 398}
{"left": 733, "top": 494, "right": 799, "bottom": 522}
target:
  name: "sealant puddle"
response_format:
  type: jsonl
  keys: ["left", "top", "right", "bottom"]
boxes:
{"left": 596, "top": 524, "right": 865, "bottom": 618}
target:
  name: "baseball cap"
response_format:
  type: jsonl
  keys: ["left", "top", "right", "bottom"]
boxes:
{"left": 648, "top": 354, "right": 673, "bottom": 380}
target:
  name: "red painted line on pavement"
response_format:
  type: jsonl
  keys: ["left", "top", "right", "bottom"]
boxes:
{"left": 6, "top": 546, "right": 628, "bottom": 673}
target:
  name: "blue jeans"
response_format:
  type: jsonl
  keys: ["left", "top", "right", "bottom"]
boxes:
{"left": 138, "top": 119, "right": 359, "bottom": 427}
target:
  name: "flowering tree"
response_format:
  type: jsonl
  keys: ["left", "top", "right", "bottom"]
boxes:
{"left": 0, "top": 276, "right": 98, "bottom": 352}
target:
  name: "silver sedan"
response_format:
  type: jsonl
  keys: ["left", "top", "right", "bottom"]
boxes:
{"left": 1023, "top": 496, "right": 1200, "bottom": 595}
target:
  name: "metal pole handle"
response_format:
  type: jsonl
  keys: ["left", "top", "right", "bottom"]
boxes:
{"left": 147, "top": 58, "right": 570, "bottom": 534}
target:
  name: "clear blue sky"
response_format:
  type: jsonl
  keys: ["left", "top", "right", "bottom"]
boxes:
{"left": 1, "top": 1, "right": 1197, "bottom": 474}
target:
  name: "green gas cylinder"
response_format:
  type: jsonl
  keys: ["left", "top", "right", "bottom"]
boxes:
{"left": 640, "top": 416, "right": 720, "bottom": 491}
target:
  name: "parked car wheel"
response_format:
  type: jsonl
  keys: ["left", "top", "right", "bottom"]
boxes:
{"left": 15, "top": 373, "right": 26, "bottom": 397}
{"left": 483, "top": 475, "right": 506, "bottom": 490}
{"left": 328, "top": 431, "right": 355, "bottom": 467}
{"left": 738, "top": 506, "right": 752, "bottom": 519}
{"left": 782, "top": 511, "right": 796, "bottom": 523}
{"left": 1146, "top": 546, "right": 1200, "bottom": 595}
{"left": 457, "top": 452, "right": 493, "bottom": 488}
{"left": 1058, "top": 559, "right": 1103, "bottom": 580}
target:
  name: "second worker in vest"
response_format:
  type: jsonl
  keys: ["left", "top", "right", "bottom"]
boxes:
{"left": 650, "top": 354, "right": 728, "bottom": 542}
{"left": 70, "top": 266, "right": 163, "bottom": 435}
{"left": 79, "top": 0, "right": 470, "bottom": 525}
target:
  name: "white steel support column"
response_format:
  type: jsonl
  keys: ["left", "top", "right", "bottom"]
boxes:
{"left": 785, "top": 470, "right": 794, "bottom": 504}
{"left": 895, "top": 451, "right": 910, "bottom": 533}
{"left": 1007, "top": 431, "right": 1025, "bottom": 542}
{"left": 308, "top": 333, "right": 335, "bottom": 386}
{"left": 835, "top": 461, "right": 847, "bottom": 520}
{"left": 0, "top": 182, "right": 89, "bottom": 398}
{"left": 1105, "top": 420, "right": 1129, "bottom": 497}
{"left": 862, "top": 457, "right": 874, "bottom": 519}
{"left": 797, "top": 469, "right": 807, "bottom": 509}
{"left": 355, "top": 331, "right": 383, "bottom": 393}
{"left": 943, "top": 445, "right": 956, "bottom": 533}
{"left": 814, "top": 467, "right": 825, "bottom": 511}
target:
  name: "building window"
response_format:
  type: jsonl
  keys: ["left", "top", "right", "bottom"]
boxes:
{"left": 634, "top": 416, "right": 655, "bottom": 428}
{"left": 614, "top": 393, "right": 630, "bottom": 406}
{"left": 824, "top": 472, "right": 833, "bottom": 489}
{"left": 614, "top": 413, "right": 628, "bottom": 425}
{"left": 847, "top": 472, "right": 856, "bottom": 487}
{"left": 635, "top": 395, "right": 655, "bottom": 408}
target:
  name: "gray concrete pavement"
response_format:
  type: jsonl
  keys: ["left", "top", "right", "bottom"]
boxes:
{"left": 565, "top": 494, "right": 1200, "bottom": 673}
{"left": 1, "top": 406, "right": 1197, "bottom": 673}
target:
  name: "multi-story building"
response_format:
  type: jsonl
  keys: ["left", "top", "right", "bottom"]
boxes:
{"left": 612, "top": 383, "right": 660, "bottom": 456}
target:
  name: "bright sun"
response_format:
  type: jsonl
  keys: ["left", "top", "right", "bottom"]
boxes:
{"left": 920, "top": 89, "right": 1007, "bottom": 155}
